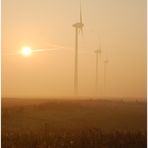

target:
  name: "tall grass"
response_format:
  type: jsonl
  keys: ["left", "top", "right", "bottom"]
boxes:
{"left": 2, "top": 127, "right": 146, "bottom": 148}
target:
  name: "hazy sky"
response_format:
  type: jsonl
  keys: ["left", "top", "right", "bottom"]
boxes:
{"left": 2, "top": 0, "right": 146, "bottom": 99}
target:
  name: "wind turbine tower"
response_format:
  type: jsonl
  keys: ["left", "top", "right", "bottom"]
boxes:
{"left": 94, "top": 44, "right": 102, "bottom": 97}
{"left": 72, "top": 0, "right": 84, "bottom": 96}
{"left": 104, "top": 59, "right": 109, "bottom": 97}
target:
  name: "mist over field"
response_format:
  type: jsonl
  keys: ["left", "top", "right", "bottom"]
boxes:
{"left": 2, "top": 0, "right": 146, "bottom": 99}
{"left": 2, "top": 98, "right": 147, "bottom": 147}
{"left": 2, "top": 0, "right": 146, "bottom": 147}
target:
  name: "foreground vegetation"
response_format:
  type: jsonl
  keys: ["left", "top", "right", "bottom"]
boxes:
{"left": 2, "top": 128, "right": 146, "bottom": 148}
{"left": 2, "top": 98, "right": 147, "bottom": 148}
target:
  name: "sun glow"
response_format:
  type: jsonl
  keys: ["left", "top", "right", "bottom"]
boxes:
{"left": 21, "top": 47, "right": 32, "bottom": 56}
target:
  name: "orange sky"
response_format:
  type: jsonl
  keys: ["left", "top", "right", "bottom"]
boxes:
{"left": 2, "top": 0, "right": 146, "bottom": 100}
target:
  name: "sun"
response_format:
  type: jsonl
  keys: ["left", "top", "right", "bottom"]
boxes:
{"left": 21, "top": 47, "right": 32, "bottom": 56}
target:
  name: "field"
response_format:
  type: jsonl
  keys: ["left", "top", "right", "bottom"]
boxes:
{"left": 2, "top": 98, "right": 147, "bottom": 148}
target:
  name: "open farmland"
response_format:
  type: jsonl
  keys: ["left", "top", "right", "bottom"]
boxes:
{"left": 2, "top": 98, "right": 147, "bottom": 147}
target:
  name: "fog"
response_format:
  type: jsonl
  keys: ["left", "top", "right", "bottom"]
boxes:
{"left": 2, "top": 0, "right": 146, "bottom": 100}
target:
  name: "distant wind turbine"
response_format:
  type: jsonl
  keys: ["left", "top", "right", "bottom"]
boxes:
{"left": 104, "top": 58, "right": 109, "bottom": 97}
{"left": 72, "top": 0, "right": 84, "bottom": 96}
{"left": 94, "top": 43, "right": 102, "bottom": 98}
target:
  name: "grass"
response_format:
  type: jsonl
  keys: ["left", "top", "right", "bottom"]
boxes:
{"left": 2, "top": 128, "right": 146, "bottom": 148}
{"left": 2, "top": 98, "right": 147, "bottom": 148}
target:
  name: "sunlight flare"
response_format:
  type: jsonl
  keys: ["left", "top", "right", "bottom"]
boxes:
{"left": 21, "top": 47, "right": 32, "bottom": 56}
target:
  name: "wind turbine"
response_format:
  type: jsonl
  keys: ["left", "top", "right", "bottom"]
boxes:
{"left": 104, "top": 58, "right": 109, "bottom": 97}
{"left": 94, "top": 43, "right": 102, "bottom": 98}
{"left": 72, "top": 0, "right": 84, "bottom": 96}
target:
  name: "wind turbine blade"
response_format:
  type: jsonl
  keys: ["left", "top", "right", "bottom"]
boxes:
{"left": 80, "top": 0, "right": 82, "bottom": 22}
{"left": 78, "top": 27, "right": 84, "bottom": 37}
{"left": 81, "top": 27, "right": 84, "bottom": 36}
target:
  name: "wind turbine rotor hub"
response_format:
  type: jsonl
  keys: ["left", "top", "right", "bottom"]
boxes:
{"left": 73, "top": 22, "right": 84, "bottom": 28}
{"left": 98, "top": 49, "right": 102, "bottom": 54}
